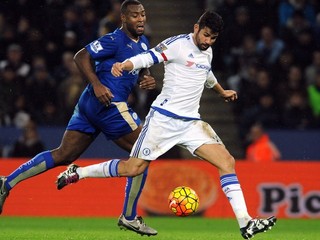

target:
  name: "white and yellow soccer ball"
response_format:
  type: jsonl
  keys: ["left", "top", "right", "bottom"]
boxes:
{"left": 168, "top": 186, "right": 199, "bottom": 217}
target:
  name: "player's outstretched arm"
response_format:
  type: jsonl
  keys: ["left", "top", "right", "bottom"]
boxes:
{"left": 111, "top": 60, "right": 134, "bottom": 77}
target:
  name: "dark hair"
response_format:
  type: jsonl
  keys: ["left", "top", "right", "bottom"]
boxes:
{"left": 120, "top": 0, "right": 142, "bottom": 14}
{"left": 197, "top": 11, "right": 224, "bottom": 33}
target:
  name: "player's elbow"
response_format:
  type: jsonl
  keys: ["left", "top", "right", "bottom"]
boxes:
{"left": 74, "top": 48, "right": 90, "bottom": 65}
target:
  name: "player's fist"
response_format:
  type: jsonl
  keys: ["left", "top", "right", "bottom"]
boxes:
{"left": 221, "top": 90, "right": 237, "bottom": 102}
{"left": 111, "top": 62, "right": 123, "bottom": 77}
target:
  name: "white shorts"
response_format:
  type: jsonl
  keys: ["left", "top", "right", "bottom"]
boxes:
{"left": 130, "top": 109, "right": 223, "bottom": 160}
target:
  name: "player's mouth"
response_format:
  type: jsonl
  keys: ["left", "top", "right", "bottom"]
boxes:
{"left": 137, "top": 24, "right": 144, "bottom": 32}
{"left": 200, "top": 44, "right": 209, "bottom": 50}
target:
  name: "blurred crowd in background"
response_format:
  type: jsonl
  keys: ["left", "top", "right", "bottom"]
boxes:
{"left": 0, "top": 0, "right": 152, "bottom": 129}
{"left": 205, "top": 0, "right": 320, "bottom": 138}
{"left": 0, "top": 0, "right": 320, "bottom": 157}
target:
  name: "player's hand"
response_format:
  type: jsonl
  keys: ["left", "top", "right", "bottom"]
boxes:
{"left": 111, "top": 62, "right": 123, "bottom": 77}
{"left": 139, "top": 75, "right": 156, "bottom": 90}
{"left": 93, "top": 82, "right": 114, "bottom": 106}
{"left": 220, "top": 90, "right": 237, "bottom": 102}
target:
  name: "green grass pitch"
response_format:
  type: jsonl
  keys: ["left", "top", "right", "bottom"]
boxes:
{"left": 0, "top": 216, "right": 319, "bottom": 240}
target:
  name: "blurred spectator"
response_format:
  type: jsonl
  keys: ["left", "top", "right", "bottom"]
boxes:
{"left": 16, "top": 16, "right": 32, "bottom": 46}
{"left": 0, "top": 25, "right": 16, "bottom": 60}
{"left": 246, "top": 0, "right": 279, "bottom": 32}
{"left": 239, "top": 93, "right": 281, "bottom": 139}
{"left": 80, "top": 7, "right": 99, "bottom": 45}
{"left": 243, "top": 68, "right": 274, "bottom": 111}
{"left": 228, "top": 62, "right": 259, "bottom": 115}
{"left": 0, "top": 65, "right": 24, "bottom": 126}
{"left": 62, "top": 6, "right": 82, "bottom": 40}
{"left": 215, "top": 0, "right": 241, "bottom": 28}
{"left": 10, "top": 119, "right": 45, "bottom": 158}
{"left": 0, "top": 110, "right": 10, "bottom": 127}
{"left": 219, "top": 6, "right": 256, "bottom": 73}
{"left": 280, "top": 9, "right": 312, "bottom": 47}
{"left": 0, "top": 13, "right": 14, "bottom": 59}
{"left": 278, "top": 0, "right": 317, "bottom": 29}
{"left": 98, "top": 0, "right": 122, "bottom": 36}
{"left": 11, "top": 95, "right": 31, "bottom": 129}
{"left": 232, "top": 34, "right": 259, "bottom": 74}
{"left": 271, "top": 48, "right": 295, "bottom": 83}
{"left": 276, "top": 64, "right": 306, "bottom": 107}
{"left": 305, "top": 50, "right": 320, "bottom": 86}
{"left": 282, "top": 91, "right": 315, "bottom": 129}
{"left": 307, "top": 71, "right": 320, "bottom": 124}
{"left": 256, "top": 25, "right": 285, "bottom": 68}
{"left": 61, "top": 30, "right": 81, "bottom": 54}
{"left": 21, "top": 26, "right": 48, "bottom": 66}
{"left": 292, "top": 28, "right": 316, "bottom": 69}
{"left": 245, "top": 123, "right": 281, "bottom": 162}
{"left": 0, "top": 44, "right": 31, "bottom": 78}
{"left": 52, "top": 51, "right": 75, "bottom": 84}
{"left": 315, "top": 12, "right": 320, "bottom": 49}
{"left": 38, "top": 101, "right": 64, "bottom": 126}
{"left": 25, "top": 60, "right": 57, "bottom": 123}
{"left": 57, "top": 60, "right": 86, "bottom": 123}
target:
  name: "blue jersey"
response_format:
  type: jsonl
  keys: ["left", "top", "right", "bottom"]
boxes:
{"left": 85, "top": 28, "right": 150, "bottom": 102}
{"left": 66, "top": 29, "right": 149, "bottom": 140}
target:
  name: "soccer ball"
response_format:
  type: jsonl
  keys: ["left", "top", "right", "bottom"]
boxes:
{"left": 168, "top": 186, "right": 199, "bottom": 217}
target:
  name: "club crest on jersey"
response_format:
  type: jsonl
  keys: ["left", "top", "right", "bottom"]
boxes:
{"left": 90, "top": 40, "right": 103, "bottom": 53}
{"left": 132, "top": 112, "right": 138, "bottom": 120}
{"left": 155, "top": 43, "right": 167, "bottom": 53}
{"left": 141, "top": 42, "right": 148, "bottom": 51}
{"left": 142, "top": 148, "right": 151, "bottom": 156}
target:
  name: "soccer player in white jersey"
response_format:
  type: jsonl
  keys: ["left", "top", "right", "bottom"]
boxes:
{"left": 58, "top": 11, "right": 277, "bottom": 239}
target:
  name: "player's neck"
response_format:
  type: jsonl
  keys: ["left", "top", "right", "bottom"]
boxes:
{"left": 120, "top": 27, "right": 139, "bottom": 42}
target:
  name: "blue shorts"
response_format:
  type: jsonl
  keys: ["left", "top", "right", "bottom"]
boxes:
{"left": 67, "top": 88, "right": 141, "bottom": 140}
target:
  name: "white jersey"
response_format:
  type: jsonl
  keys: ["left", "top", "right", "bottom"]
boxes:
{"left": 129, "top": 33, "right": 218, "bottom": 120}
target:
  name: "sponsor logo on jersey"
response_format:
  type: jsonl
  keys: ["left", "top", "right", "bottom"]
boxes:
{"left": 185, "top": 61, "right": 211, "bottom": 72}
{"left": 188, "top": 53, "right": 194, "bottom": 58}
{"left": 186, "top": 61, "right": 194, "bottom": 67}
{"left": 127, "top": 43, "right": 133, "bottom": 49}
{"left": 155, "top": 43, "right": 167, "bottom": 53}
{"left": 90, "top": 40, "right": 103, "bottom": 53}
{"left": 141, "top": 42, "right": 148, "bottom": 51}
{"left": 129, "top": 69, "right": 140, "bottom": 75}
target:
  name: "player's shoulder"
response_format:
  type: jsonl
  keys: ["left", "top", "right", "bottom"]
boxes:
{"left": 102, "top": 28, "right": 123, "bottom": 41}
{"left": 163, "top": 33, "right": 190, "bottom": 46}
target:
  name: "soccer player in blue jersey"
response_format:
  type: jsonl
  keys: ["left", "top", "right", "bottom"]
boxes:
{"left": 0, "top": 0, "right": 157, "bottom": 236}
{"left": 58, "top": 10, "right": 277, "bottom": 239}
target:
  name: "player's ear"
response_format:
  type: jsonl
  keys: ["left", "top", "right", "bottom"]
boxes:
{"left": 121, "top": 13, "right": 126, "bottom": 23}
{"left": 193, "top": 24, "right": 199, "bottom": 34}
